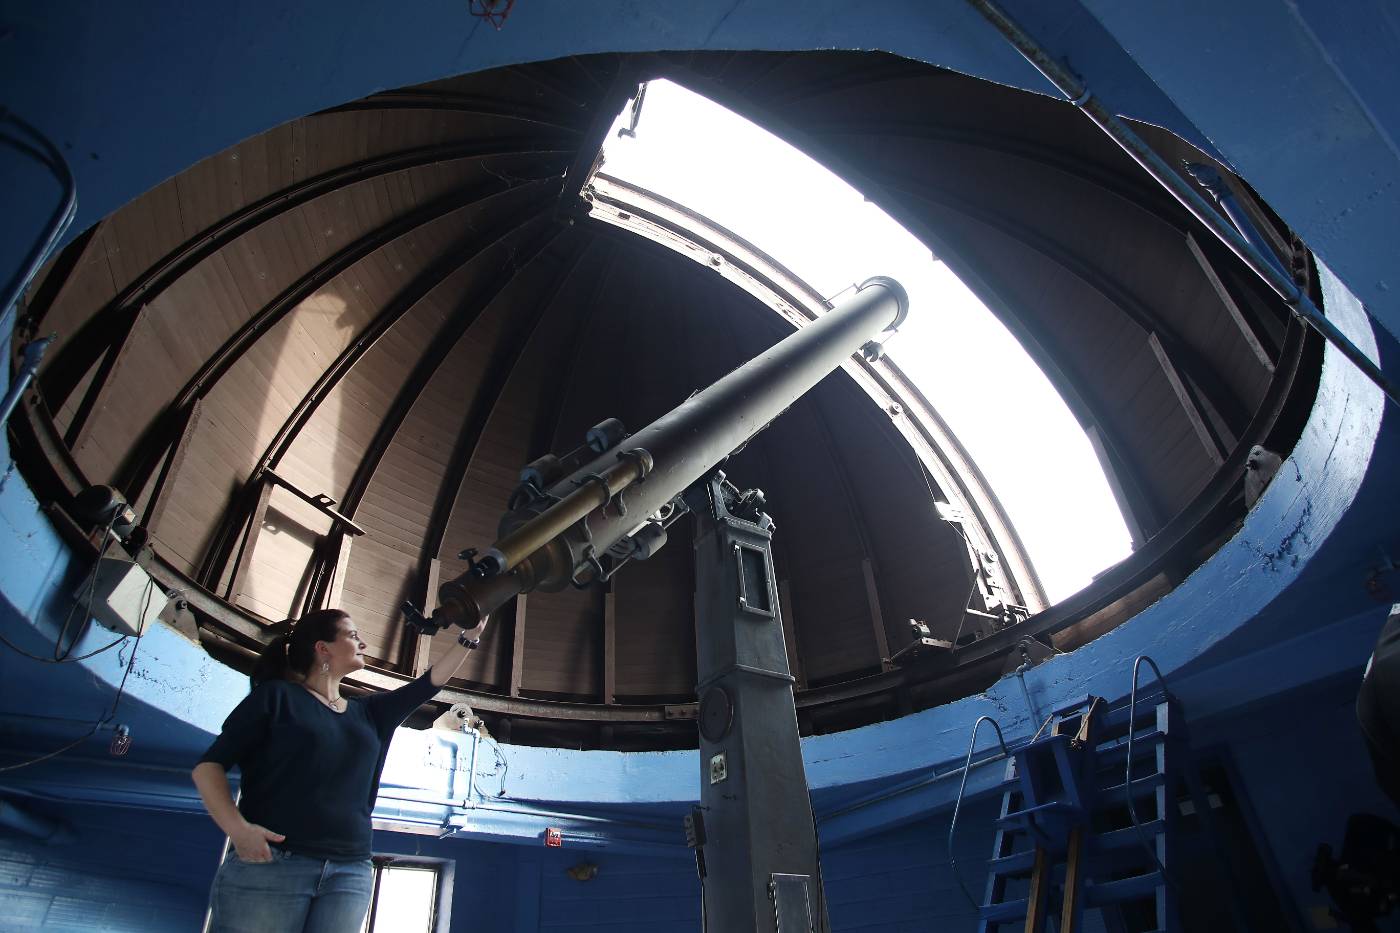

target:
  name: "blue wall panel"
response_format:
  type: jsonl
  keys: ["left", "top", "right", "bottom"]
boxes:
{"left": 823, "top": 801, "right": 996, "bottom": 933}
{"left": 1214, "top": 677, "right": 1399, "bottom": 928}
{"left": 373, "top": 831, "right": 520, "bottom": 933}
{"left": 0, "top": 801, "right": 220, "bottom": 932}
{"left": 536, "top": 848, "right": 697, "bottom": 932}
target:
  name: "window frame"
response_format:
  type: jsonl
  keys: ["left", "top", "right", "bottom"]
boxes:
{"left": 363, "top": 855, "right": 454, "bottom": 933}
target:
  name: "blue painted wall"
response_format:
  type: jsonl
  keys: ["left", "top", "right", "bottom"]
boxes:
{"left": 0, "top": 801, "right": 219, "bottom": 932}
{"left": 372, "top": 806, "right": 1001, "bottom": 932}
{"left": 1209, "top": 676, "right": 1399, "bottom": 927}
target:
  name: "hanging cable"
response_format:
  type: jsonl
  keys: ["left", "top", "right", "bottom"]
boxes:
{"left": 0, "top": 577, "right": 154, "bottom": 773}
{"left": 479, "top": 733, "right": 510, "bottom": 797}
{"left": 53, "top": 515, "right": 120, "bottom": 661}
{"left": 0, "top": 516, "right": 126, "bottom": 664}
{"left": 948, "top": 715, "right": 1011, "bottom": 910}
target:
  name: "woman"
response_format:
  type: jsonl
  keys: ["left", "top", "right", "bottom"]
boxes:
{"left": 191, "top": 608, "right": 480, "bottom": 933}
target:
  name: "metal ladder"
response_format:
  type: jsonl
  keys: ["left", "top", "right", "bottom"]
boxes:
{"left": 959, "top": 657, "right": 1201, "bottom": 933}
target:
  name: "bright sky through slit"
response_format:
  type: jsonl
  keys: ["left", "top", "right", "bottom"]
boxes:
{"left": 601, "top": 81, "right": 1132, "bottom": 604}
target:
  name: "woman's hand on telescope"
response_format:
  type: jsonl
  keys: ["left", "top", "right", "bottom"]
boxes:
{"left": 429, "top": 613, "right": 490, "bottom": 688}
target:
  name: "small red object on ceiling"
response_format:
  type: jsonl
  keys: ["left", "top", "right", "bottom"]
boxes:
{"left": 468, "top": 0, "right": 514, "bottom": 30}
{"left": 544, "top": 827, "right": 563, "bottom": 847}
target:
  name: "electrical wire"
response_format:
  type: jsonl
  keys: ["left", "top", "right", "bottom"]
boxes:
{"left": 480, "top": 734, "right": 510, "bottom": 797}
{"left": 0, "top": 577, "right": 154, "bottom": 773}
{"left": 0, "top": 625, "right": 128, "bottom": 665}
{"left": 52, "top": 517, "right": 120, "bottom": 661}
{"left": 0, "top": 516, "right": 125, "bottom": 664}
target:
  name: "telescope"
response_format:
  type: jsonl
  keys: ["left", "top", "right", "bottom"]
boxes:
{"left": 403, "top": 273, "right": 907, "bottom": 933}
{"left": 404, "top": 275, "right": 909, "bottom": 642}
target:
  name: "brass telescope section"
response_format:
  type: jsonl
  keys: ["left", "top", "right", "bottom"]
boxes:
{"left": 482, "top": 448, "right": 654, "bottom": 578}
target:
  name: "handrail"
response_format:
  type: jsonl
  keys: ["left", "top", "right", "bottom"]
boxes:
{"left": 948, "top": 715, "right": 1011, "bottom": 910}
{"left": 1126, "top": 654, "right": 1176, "bottom": 888}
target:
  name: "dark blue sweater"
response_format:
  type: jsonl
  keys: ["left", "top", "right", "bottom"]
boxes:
{"left": 199, "top": 672, "right": 438, "bottom": 860}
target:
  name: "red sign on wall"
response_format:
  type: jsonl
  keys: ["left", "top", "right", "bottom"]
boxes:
{"left": 544, "top": 827, "right": 563, "bottom": 847}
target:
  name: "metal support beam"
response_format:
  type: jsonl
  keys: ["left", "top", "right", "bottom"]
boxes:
{"left": 414, "top": 558, "right": 441, "bottom": 676}
{"left": 603, "top": 590, "right": 617, "bottom": 704}
{"left": 1185, "top": 233, "right": 1277, "bottom": 370}
{"left": 556, "top": 65, "right": 640, "bottom": 220}
{"left": 1146, "top": 333, "right": 1226, "bottom": 466}
{"left": 778, "top": 580, "right": 805, "bottom": 690}
{"left": 337, "top": 219, "right": 561, "bottom": 521}
{"left": 861, "top": 558, "right": 894, "bottom": 672}
{"left": 141, "top": 399, "right": 201, "bottom": 538}
{"left": 690, "top": 473, "right": 829, "bottom": 933}
{"left": 510, "top": 595, "right": 528, "bottom": 698}
{"left": 226, "top": 480, "right": 275, "bottom": 609}
{"left": 1084, "top": 424, "right": 1150, "bottom": 549}
{"left": 539, "top": 245, "right": 616, "bottom": 456}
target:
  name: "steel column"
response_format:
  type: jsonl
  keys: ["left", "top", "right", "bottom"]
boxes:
{"left": 691, "top": 474, "right": 828, "bottom": 933}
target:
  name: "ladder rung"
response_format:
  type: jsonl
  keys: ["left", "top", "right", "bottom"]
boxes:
{"left": 1098, "top": 772, "right": 1165, "bottom": 805}
{"left": 1092, "top": 820, "right": 1165, "bottom": 853}
{"left": 986, "top": 848, "right": 1037, "bottom": 876}
{"left": 995, "top": 800, "right": 1080, "bottom": 830}
{"left": 1099, "top": 694, "right": 1169, "bottom": 730}
{"left": 1085, "top": 872, "right": 1166, "bottom": 906}
{"left": 1093, "top": 734, "right": 1166, "bottom": 765}
{"left": 979, "top": 897, "right": 1028, "bottom": 921}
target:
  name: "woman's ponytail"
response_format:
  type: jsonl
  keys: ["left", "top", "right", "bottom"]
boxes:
{"left": 249, "top": 631, "right": 293, "bottom": 687}
{"left": 248, "top": 610, "right": 350, "bottom": 689}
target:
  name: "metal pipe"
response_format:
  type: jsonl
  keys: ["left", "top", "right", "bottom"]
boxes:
{"left": 965, "top": 0, "right": 1400, "bottom": 409}
{"left": 487, "top": 451, "right": 651, "bottom": 575}
{"left": 0, "top": 335, "right": 53, "bottom": 427}
{"left": 466, "top": 732, "right": 480, "bottom": 803}
{"left": 434, "top": 275, "right": 909, "bottom": 630}
{"left": 374, "top": 790, "right": 677, "bottom": 831}
{"left": 0, "top": 111, "right": 78, "bottom": 335}
{"left": 1182, "top": 163, "right": 1292, "bottom": 282}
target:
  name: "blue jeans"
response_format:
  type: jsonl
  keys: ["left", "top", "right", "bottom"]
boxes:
{"left": 208, "top": 848, "right": 373, "bottom": 933}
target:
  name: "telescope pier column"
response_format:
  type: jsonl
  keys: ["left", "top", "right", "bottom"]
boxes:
{"left": 689, "top": 472, "right": 829, "bottom": 933}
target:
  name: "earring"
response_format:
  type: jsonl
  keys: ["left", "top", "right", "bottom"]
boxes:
{"left": 321, "top": 661, "right": 329, "bottom": 674}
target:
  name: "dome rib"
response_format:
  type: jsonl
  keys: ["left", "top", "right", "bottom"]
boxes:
{"left": 198, "top": 198, "right": 571, "bottom": 603}
{"left": 38, "top": 140, "right": 577, "bottom": 426}
{"left": 119, "top": 176, "right": 562, "bottom": 527}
